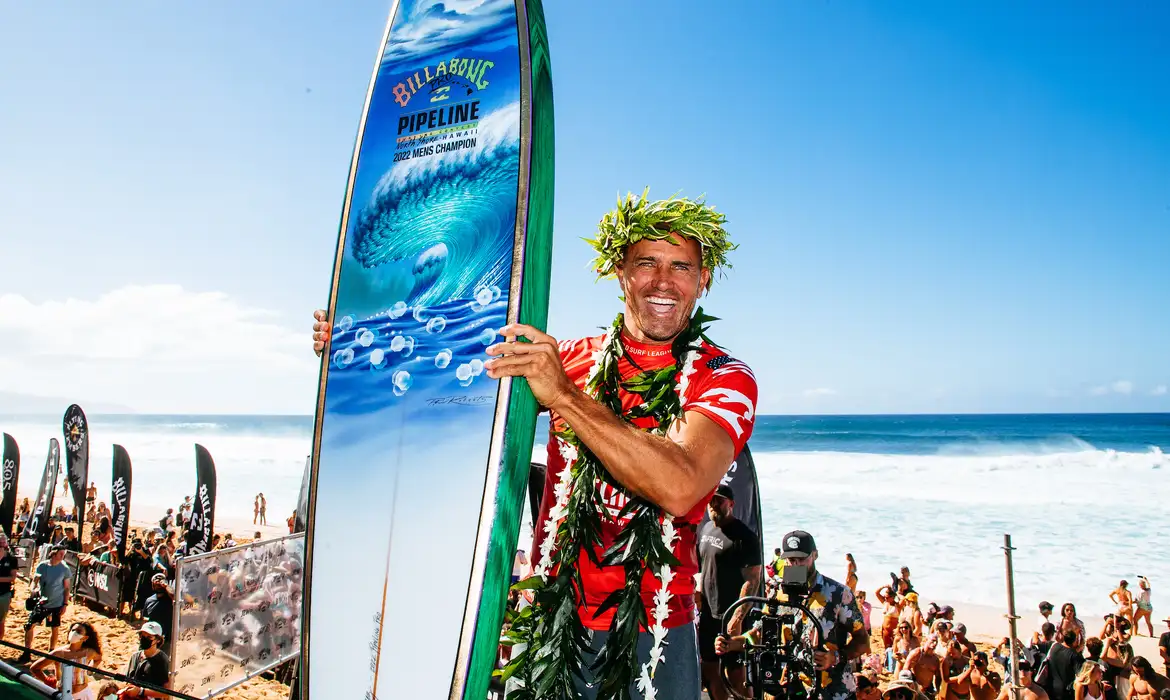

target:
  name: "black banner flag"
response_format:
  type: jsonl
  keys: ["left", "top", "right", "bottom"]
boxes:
{"left": 186, "top": 444, "right": 217, "bottom": 554}
{"left": 62, "top": 404, "right": 90, "bottom": 529}
{"left": 26, "top": 438, "right": 60, "bottom": 546}
{"left": 698, "top": 443, "right": 765, "bottom": 594}
{"left": 1, "top": 433, "right": 19, "bottom": 537}
{"left": 111, "top": 444, "right": 133, "bottom": 561}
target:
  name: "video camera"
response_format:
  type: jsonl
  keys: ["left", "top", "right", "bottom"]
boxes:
{"left": 720, "top": 564, "right": 825, "bottom": 700}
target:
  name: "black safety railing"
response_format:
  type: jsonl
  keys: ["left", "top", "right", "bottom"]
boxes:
{"left": 0, "top": 638, "right": 204, "bottom": 700}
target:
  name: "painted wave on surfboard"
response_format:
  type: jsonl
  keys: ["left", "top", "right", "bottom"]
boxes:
{"left": 342, "top": 102, "right": 520, "bottom": 311}
{"left": 325, "top": 99, "right": 519, "bottom": 420}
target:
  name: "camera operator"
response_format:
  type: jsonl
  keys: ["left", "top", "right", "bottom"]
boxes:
{"left": 697, "top": 485, "right": 763, "bottom": 700}
{"left": 18, "top": 545, "right": 72, "bottom": 664}
{"left": 716, "top": 530, "right": 870, "bottom": 698}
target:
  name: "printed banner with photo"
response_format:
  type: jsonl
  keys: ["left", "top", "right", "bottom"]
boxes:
{"left": 171, "top": 535, "right": 304, "bottom": 698}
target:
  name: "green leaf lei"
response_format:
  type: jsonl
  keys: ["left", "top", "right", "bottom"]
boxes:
{"left": 497, "top": 308, "right": 719, "bottom": 700}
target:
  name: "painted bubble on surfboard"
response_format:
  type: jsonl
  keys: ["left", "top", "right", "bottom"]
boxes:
{"left": 307, "top": 0, "right": 532, "bottom": 699}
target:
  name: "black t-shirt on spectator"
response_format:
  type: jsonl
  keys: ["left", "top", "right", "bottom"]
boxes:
{"left": 697, "top": 517, "right": 761, "bottom": 618}
{"left": 143, "top": 592, "right": 174, "bottom": 641}
{"left": 127, "top": 649, "right": 171, "bottom": 689}
{"left": 0, "top": 553, "right": 17, "bottom": 595}
{"left": 1159, "top": 631, "right": 1169, "bottom": 671}
{"left": 1044, "top": 642, "right": 1082, "bottom": 700}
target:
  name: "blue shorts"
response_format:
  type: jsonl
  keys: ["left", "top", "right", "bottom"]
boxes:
{"left": 575, "top": 623, "right": 701, "bottom": 700}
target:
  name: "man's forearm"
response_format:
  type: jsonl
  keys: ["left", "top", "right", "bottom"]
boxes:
{"left": 551, "top": 386, "right": 706, "bottom": 516}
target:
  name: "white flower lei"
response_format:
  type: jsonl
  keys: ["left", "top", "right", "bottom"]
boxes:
{"left": 533, "top": 324, "right": 704, "bottom": 698}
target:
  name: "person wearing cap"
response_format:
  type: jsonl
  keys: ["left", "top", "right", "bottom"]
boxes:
{"left": 995, "top": 660, "right": 1051, "bottom": 700}
{"left": 901, "top": 592, "right": 926, "bottom": 640}
{"left": 1158, "top": 615, "right": 1169, "bottom": 677}
{"left": 954, "top": 623, "right": 978, "bottom": 656}
{"left": 1036, "top": 602, "right": 1056, "bottom": 645}
{"left": 121, "top": 621, "right": 171, "bottom": 698}
{"left": 142, "top": 573, "right": 174, "bottom": 646}
{"left": 696, "top": 483, "right": 762, "bottom": 700}
{"left": 716, "top": 529, "right": 869, "bottom": 699}
{"left": 19, "top": 545, "right": 72, "bottom": 663}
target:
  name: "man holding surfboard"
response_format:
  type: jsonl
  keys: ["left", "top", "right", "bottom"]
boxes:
{"left": 312, "top": 190, "right": 756, "bottom": 699}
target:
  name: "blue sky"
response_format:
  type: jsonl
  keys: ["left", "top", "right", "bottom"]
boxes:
{"left": 1, "top": 0, "right": 1167, "bottom": 415}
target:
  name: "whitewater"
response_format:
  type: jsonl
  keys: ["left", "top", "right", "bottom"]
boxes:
{"left": 1, "top": 412, "right": 1165, "bottom": 619}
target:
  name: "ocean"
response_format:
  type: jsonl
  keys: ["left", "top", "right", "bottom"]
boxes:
{"left": 1, "top": 412, "right": 1165, "bottom": 618}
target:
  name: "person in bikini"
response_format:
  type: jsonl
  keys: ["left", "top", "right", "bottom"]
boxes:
{"left": 891, "top": 620, "right": 922, "bottom": 673}
{"left": 1134, "top": 577, "right": 1154, "bottom": 638}
{"left": 1074, "top": 660, "right": 1108, "bottom": 700}
{"left": 1060, "top": 603, "right": 1088, "bottom": 652}
{"left": 1112, "top": 581, "right": 1136, "bottom": 628}
{"left": 879, "top": 585, "right": 902, "bottom": 648}
{"left": 902, "top": 592, "right": 927, "bottom": 640}
{"left": 29, "top": 621, "right": 102, "bottom": 700}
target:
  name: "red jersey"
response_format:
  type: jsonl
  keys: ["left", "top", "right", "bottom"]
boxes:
{"left": 531, "top": 331, "right": 758, "bottom": 631}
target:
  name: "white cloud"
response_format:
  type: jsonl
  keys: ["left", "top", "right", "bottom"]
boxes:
{"left": 1089, "top": 380, "right": 1133, "bottom": 397}
{"left": 802, "top": 387, "right": 837, "bottom": 398}
{"left": 0, "top": 285, "right": 317, "bottom": 414}
{"left": 1152, "top": 385, "right": 1168, "bottom": 396}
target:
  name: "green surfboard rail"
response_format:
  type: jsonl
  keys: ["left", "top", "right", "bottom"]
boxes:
{"left": 463, "top": 1, "right": 555, "bottom": 698}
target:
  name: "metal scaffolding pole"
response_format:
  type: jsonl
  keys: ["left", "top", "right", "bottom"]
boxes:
{"left": 1003, "top": 534, "right": 1022, "bottom": 700}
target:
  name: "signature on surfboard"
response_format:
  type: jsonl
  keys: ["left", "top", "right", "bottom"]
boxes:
{"left": 426, "top": 395, "right": 493, "bottom": 406}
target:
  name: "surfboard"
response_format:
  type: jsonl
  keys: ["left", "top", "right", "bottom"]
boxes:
{"left": 299, "top": 1, "right": 554, "bottom": 698}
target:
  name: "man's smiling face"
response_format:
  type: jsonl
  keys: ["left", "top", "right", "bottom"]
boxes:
{"left": 617, "top": 235, "right": 711, "bottom": 344}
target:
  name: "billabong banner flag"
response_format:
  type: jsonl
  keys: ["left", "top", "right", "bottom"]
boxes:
{"left": 26, "top": 438, "right": 60, "bottom": 546}
{"left": 293, "top": 455, "right": 310, "bottom": 534}
{"left": 1, "top": 433, "right": 19, "bottom": 537}
{"left": 110, "top": 445, "right": 133, "bottom": 561}
{"left": 185, "top": 444, "right": 217, "bottom": 554}
{"left": 62, "top": 404, "right": 90, "bottom": 530}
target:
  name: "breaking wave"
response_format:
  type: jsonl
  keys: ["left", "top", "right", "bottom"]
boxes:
{"left": 345, "top": 103, "right": 520, "bottom": 310}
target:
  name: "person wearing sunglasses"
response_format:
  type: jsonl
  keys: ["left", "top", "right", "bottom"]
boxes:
{"left": 716, "top": 530, "right": 870, "bottom": 699}
{"left": 885, "top": 670, "right": 929, "bottom": 700}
